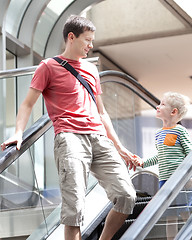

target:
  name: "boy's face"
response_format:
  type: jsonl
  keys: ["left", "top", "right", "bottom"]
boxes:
{"left": 71, "top": 30, "right": 95, "bottom": 59}
{"left": 156, "top": 98, "right": 173, "bottom": 121}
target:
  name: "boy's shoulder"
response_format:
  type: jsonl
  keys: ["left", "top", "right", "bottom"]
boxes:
{"left": 173, "top": 124, "right": 190, "bottom": 137}
{"left": 156, "top": 124, "right": 187, "bottom": 133}
{"left": 174, "top": 124, "right": 187, "bottom": 131}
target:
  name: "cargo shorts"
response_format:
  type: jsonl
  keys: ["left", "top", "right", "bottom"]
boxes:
{"left": 54, "top": 132, "right": 136, "bottom": 226}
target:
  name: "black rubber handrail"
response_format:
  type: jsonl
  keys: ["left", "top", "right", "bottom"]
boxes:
{"left": 0, "top": 70, "right": 159, "bottom": 174}
{"left": 0, "top": 113, "right": 52, "bottom": 174}
{"left": 100, "top": 70, "right": 160, "bottom": 108}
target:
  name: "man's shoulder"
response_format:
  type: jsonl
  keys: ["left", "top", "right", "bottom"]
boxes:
{"left": 81, "top": 58, "right": 97, "bottom": 68}
{"left": 36, "top": 57, "right": 57, "bottom": 72}
{"left": 80, "top": 59, "right": 99, "bottom": 78}
{"left": 41, "top": 57, "right": 55, "bottom": 65}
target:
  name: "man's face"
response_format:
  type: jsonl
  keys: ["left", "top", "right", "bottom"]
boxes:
{"left": 72, "top": 30, "right": 95, "bottom": 59}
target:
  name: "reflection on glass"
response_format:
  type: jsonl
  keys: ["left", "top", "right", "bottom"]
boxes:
{"left": 146, "top": 182, "right": 192, "bottom": 239}
{"left": 0, "top": 130, "right": 61, "bottom": 238}
{"left": 5, "top": 0, "right": 31, "bottom": 37}
{"left": 101, "top": 81, "right": 136, "bottom": 152}
{"left": 47, "top": 0, "right": 74, "bottom": 15}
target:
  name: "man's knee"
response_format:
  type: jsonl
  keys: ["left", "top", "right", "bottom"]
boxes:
{"left": 113, "top": 190, "right": 136, "bottom": 215}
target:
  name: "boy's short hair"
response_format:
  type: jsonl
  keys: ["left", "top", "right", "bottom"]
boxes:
{"left": 63, "top": 15, "right": 96, "bottom": 43}
{"left": 164, "top": 92, "right": 190, "bottom": 120}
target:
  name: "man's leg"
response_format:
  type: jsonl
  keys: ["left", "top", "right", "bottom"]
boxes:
{"left": 65, "top": 225, "right": 81, "bottom": 240}
{"left": 90, "top": 135, "right": 136, "bottom": 239}
{"left": 54, "top": 133, "right": 92, "bottom": 240}
{"left": 99, "top": 209, "right": 128, "bottom": 240}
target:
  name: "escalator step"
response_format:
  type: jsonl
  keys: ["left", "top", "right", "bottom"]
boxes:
{"left": 83, "top": 195, "right": 152, "bottom": 240}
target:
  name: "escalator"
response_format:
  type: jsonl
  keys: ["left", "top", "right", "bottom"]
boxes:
{"left": 0, "top": 70, "right": 192, "bottom": 240}
{"left": 81, "top": 171, "right": 159, "bottom": 240}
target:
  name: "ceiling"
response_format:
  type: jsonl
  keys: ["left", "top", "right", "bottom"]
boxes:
{"left": 88, "top": 0, "right": 192, "bottom": 101}
{"left": 98, "top": 33, "right": 192, "bottom": 100}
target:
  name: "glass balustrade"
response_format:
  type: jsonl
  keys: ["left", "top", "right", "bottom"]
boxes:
{"left": 145, "top": 183, "right": 192, "bottom": 240}
{"left": 2, "top": 69, "right": 191, "bottom": 240}
{"left": 27, "top": 73, "right": 161, "bottom": 239}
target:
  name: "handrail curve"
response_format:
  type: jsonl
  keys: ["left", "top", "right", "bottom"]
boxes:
{"left": 0, "top": 69, "right": 159, "bottom": 174}
{"left": 100, "top": 70, "right": 160, "bottom": 108}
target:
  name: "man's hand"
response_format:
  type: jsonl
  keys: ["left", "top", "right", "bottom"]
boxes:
{"left": 1, "top": 88, "right": 41, "bottom": 152}
{"left": 117, "top": 145, "right": 144, "bottom": 171}
{"left": 1, "top": 131, "right": 23, "bottom": 151}
{"left": 117, "top": 145, "right": 137, "bottom": 171}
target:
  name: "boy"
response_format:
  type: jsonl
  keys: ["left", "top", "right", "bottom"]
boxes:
{"left": 1, "top": 15, "right": 136, "bottom": 240}
{"left": 140, "top": 92, "right": 192, "bottom": 186}
{"left": 137, "top": 92, "right": 192, "bottom": 240}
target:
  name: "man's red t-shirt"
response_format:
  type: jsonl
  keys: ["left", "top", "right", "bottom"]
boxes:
{"left": 30, "top": 55, "right": 106, "bottom": 136}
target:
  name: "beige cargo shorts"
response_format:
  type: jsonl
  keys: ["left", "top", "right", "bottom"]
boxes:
{"left": 54, "top": 132, "right": 136, "bottom": 226}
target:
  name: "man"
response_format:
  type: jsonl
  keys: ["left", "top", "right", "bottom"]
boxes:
{"left": 1, "top": 15, "right": 136, "bottom": 240}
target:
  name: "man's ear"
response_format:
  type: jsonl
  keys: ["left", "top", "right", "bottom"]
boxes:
{"left": 68, "top": 32, "right": 74, "bottom": 41}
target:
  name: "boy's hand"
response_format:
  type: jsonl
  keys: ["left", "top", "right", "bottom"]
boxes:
{"left": 132, "top": 154, "right": 143, "bottom": 167}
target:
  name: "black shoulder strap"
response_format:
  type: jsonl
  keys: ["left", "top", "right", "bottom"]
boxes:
{"left": 53, "top": 57, "right": 96, "bottom": 104}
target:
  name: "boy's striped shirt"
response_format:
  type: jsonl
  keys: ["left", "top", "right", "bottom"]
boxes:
{"left": 143, "top": 124, "right": 192, "bottom": 181}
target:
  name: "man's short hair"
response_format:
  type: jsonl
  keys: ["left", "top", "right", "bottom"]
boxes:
{"left": 63, "top": 15, "right": 96, "bottom": 42}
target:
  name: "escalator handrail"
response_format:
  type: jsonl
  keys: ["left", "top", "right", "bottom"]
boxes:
{"left": 0, "top": 57, "right": 99, "bottom": 79}
{"left": 0, "top": 70, "right": 159, "bottom": 174}
{"left": 0, "top": 113, "right": 52, "bottom": 174}
{"left": 100, "top": 70, "right": 160, "bottom": 108}
{"left": 120, "top": 151, "right": 192, "bottom": 240}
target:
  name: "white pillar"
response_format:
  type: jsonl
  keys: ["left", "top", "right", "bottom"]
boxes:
{"left": 0, "top": 0, "right": 11, "bottom": 143}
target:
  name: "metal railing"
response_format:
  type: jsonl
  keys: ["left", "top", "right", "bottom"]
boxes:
{"left": 0, "top": 57, "right": 99, "bottom": 79}
{"left": 120, "top": 151, "right": 192, "bottom": 240}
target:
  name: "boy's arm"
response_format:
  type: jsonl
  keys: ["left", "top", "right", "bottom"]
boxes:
{"left": 1, "top": 88, "right": 41, "bottom": 151}
{"left": 96, "top": 95, "right": 135, "bottom": 169}
{"left": 142, "top": 155, "right": 158, "bottom": 168}
{"left": 180, "top": 128, "right": 192, "bottom": 156}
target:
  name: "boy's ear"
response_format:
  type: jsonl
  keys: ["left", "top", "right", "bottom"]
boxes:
{"left": 171, "top": 108, "right": 178, "bottom": 115}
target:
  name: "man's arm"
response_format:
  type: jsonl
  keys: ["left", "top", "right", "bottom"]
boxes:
{"left": 96, "top": 95, "right": 136, "bottom": 169}
{"left": 1, "top": 88, "right": 41, "bottom": 151}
